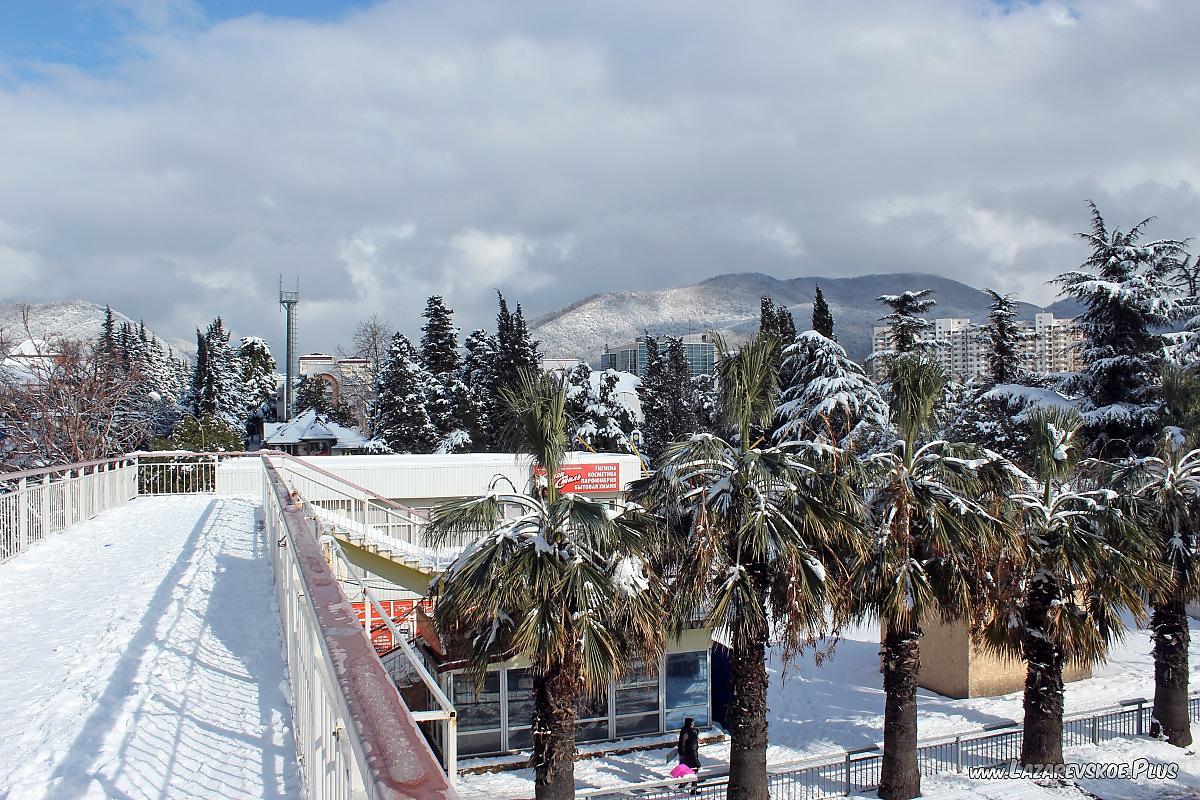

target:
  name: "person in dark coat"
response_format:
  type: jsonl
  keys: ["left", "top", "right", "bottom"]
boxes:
{"left": 677, "top": 717, "right": 701, "bottom": 771}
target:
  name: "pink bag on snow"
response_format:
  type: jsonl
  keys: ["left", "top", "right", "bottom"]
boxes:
{"left": 670, "top": 763, "right": 696, "bottom": 779}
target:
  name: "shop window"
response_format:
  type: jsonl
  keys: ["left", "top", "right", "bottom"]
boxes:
{"left": 665, "top": 651, "right": 709, "bottom": 728}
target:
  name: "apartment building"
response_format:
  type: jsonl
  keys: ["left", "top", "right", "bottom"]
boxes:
{"left": 599, "top": 333, "right": 717, "bottom": 377}
{"left": 871, "top": 313, "right": 1080, "bottom": 381}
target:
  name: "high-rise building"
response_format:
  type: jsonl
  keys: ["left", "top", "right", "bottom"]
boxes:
{"left": 871, "top": 313, "right": 1081, "bottom": 381}
{"left": 599, "top": 333, "right": 716, "bottom": 377}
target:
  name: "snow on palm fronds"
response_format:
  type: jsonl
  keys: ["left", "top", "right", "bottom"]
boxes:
{"left": 977, "top": 407, "right": 1152, "bottom": 666}
{"left": 426, "top": 370, "right": 664, "bottom": 692}
{"left": 1113, "top": 431, "right": 1200, "bottom": 605}
{"left": 630, "top": 428, "right": 862, "bottom": 656}
{"left": 843, "top": 352, "right": 1019, "bottom": 633}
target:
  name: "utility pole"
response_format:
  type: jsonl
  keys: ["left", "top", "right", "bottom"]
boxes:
{"left": 279, "top": 276, "right": 300, "bottom": 420}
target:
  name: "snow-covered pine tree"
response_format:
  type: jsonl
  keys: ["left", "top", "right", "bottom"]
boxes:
{"left": 420, "top": 296, "right": 472, "bottom": 452}
{"left": 238, "top": 336, "right": 277, "bottom": 424}
{"left": 773, "top": 330, "right": 888, "bottom": 447}
{"left": 575, "top": 369, "right": 638, "bottom": 453}
{"left": 371, "top": 333, "right": 438, "bottom": 453}
{"left": 189, "top": 317, "right": 246, "bottom": 428}
{"left": 1053, "top": 203, "right": 1186, "bottom": 458}
{"left": 635, "top": 335, "right": 673, "bottom": 461}
{"left": 489, "top": 292, "right": 541, "bottom": 448}
{"left": 877, "top": 289, "right": 935, "bottom": 356}
{"left": 98, "top": 305, "right": 117, "bottom": 360}
{"left": 811, "top": 284, "right": 835, "bottom": 340}
{"left": 420, "top": 295, "right": 459, "bottom": 376}
{"left": 691, "top": 372, "right": 720, "bottom": 434}
{"left": 293, "top": 375, "right": 357, "bottom": 426}
{"left": 663, "top": 337, "right": 701, "bottom": 439}
{"left": 462, "top": 328, "right": 497, "bottom": 451}
{"left": 983, "top": 289, "right": 1023, "bottom": 386}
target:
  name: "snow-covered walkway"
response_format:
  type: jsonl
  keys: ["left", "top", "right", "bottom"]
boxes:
{"left": 0, "top": 496, "right": 302, "bottom": 800}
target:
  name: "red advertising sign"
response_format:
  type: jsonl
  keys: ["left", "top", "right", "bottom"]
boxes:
{"left": 533, "top": 462, "right": 622, "bottom": 494}
{"left": 350, "top": 598, "right": 434, "bottom": 654}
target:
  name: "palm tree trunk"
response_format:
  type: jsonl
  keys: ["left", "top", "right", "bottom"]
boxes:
{"left": 1151, "top": 595, "right": 1193, "bottom": 747}
{"left": 879, "top": 623, "right": 921, "bottom": 800}
{"left": 726, "top": 636, "right": 770, "bottom": 800}
{"left": 1020, "top": 578, "right": 1064, "bottom": 767}
{"left": 531, "top": 656, "right": 579, "bottom": 800}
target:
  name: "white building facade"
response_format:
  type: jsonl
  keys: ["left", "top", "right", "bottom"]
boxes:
{"left": 871, "top": 313, "right": 1080, "bottom": 381}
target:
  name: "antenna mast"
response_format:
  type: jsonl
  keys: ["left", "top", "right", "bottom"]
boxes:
{"left": 279, "top": 276, "right": 300, "bottom": 419}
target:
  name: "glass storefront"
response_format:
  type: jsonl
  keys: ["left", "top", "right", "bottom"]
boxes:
{"left": 447, "top": 650, "right": 712, "bottom": 757}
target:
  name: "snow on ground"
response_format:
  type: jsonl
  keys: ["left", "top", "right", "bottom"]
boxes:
{"left": 455, "top": 616, "right": 1200, "bottom": 800}
{"left": 0, "top": 496, "right": 302, "bottom": 800}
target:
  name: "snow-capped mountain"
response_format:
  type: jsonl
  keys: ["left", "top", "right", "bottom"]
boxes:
{"left": 533, "top": 272, "right": 1072, "bottom": 363}
{"left": 0, "top": 300, "right": 192, "bottom": 358}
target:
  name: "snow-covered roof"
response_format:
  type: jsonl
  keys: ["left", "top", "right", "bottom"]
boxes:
{"left": 264, "top": 408, "right": 372, "bottom": 450}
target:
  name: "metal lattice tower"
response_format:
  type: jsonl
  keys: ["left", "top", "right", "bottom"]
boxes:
{"left": 279, "top": 276, "right": 300, "bottom": 420}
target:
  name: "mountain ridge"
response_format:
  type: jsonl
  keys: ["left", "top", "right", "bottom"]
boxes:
{"left": 0, "top": 300, "right": 192, "bottom": 358}
{"left": 532, "top": 271, "right": 1078, "bottom": 363}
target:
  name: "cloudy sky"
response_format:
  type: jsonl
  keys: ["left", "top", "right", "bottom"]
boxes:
{"left": 1, "top": 0, "right": 1198, "bottom": 355}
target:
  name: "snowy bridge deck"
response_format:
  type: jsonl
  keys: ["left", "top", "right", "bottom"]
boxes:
{"left": 0, "top": 495, "right": 301, "bottom": 800}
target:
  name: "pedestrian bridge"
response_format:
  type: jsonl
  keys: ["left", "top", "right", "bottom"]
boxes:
{"left": 0, "top": 453, "right": 460, "bottom": 800}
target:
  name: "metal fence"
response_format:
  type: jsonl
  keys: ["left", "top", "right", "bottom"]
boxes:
{"left": 1, "top": 451, "right": 459, "bottom": 800}
{"left": 0, "top": 457, "right": 138, "bottom": 562}
{"left": 580, "top": 693, "right": 1200, "bottom": 800}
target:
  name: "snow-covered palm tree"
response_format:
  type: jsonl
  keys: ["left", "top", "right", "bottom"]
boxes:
{"left": 979, "top": 408, "right": 1150, "bottom": 766}
{"left": 630, "top": 332, "right": 862, "bottom": 800}
{"left": 843, "top": 355, "right": 1017, "bottom": 800}
{"left": 1114, "top": 370, "right": 1200, "bottom": 747}
{"left": 425, "top": 371, "right": 665, "bottom": 800}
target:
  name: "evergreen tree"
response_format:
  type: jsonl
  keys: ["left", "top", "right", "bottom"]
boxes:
{"left": 420, "top": 296, "right": 472, "bottom": 452}
{"left": 294, "top": 374, "right": 356, "bottom": 426}
{"left": 811, "top": 284, "right": 835, "bottom": 340}
{"left": 490, "top": 292, "right": 541, "bottom": 447}
{"left": 983, "top": 289, "right": 1023, "bottom": 386}
{"left": 370, "top": 333, "right": 438, "bottom": 453}
{"left": 237, "top": 336, "right": 277, "bottom": 423}
{"left": 690, "top": 372, "right": 721, "bottom": 434}
{"left": 574, "top": 369, "right": 638, "bottom": 453}
{"left": 1053, "top": 202, "right": 1186, "bottom": 458}
{"left": 876, "top": 290, "right": 935, "bottom": 356}
{"left": 420, "top": 295, "right": 460, "bottom": 376}
{"left": 775, "top": 303, "right": 796, "bottom": 348}
{"left": 635, "top": 336, "right": 673, "bottom": 461}
{"left": 189, "top": 317, "right": 245, "bottom": 427}
{"left": 153, "top": 414, "right": 244, "bottom": 452}
{"left": 773, "top": 330, "right": 888, "bottom": 448}
{"left": 462, "top": 328, "right": 498, "bottom": 451}
{"left": 663, "top": 337, "right": 701, "bottom": 439}
{"left": 98, "top": 305, "right": 117, "bottom": 359}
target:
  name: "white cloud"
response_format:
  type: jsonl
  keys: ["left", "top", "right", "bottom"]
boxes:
{"left": 0, "top": 0, "right": 1197, "bottom": 350}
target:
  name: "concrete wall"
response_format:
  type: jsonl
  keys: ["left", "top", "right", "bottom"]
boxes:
{"left": 918, "top": 616, "right": 1091, "bottom": 699}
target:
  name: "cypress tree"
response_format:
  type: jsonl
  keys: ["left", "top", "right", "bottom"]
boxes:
{"left": 663, "top": 337, "right": 701, "bottom": 438}
{"left": 635, "top": 336, "right": 672, "bottom": 461}
{"left": 490, "top": 292, "right": 541, "bottom": 447}
{"left": 811, "top": 284, "right": 835, "bottom": 340}
{"left": 238, "top": 337, "right": 278, "bottom": 422}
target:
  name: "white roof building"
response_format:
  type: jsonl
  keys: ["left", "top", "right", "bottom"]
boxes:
{"left": 262, "top": 409, "right": 379, "bottom": 456}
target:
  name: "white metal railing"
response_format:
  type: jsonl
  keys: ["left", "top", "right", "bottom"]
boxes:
{"left": 261, "top": 459, "right": 458, "bottom": 800}
{"left": 269, "top": 454, "right": 472, "bottom": 570}
{"left": 1, "top": 451, "right": 459, "bottom": 800}
{"left": 0, "top": 457, "right": 139, "bottom": 562}
{"left": 322, "top": 533, "right": 458, "bottom": 778}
